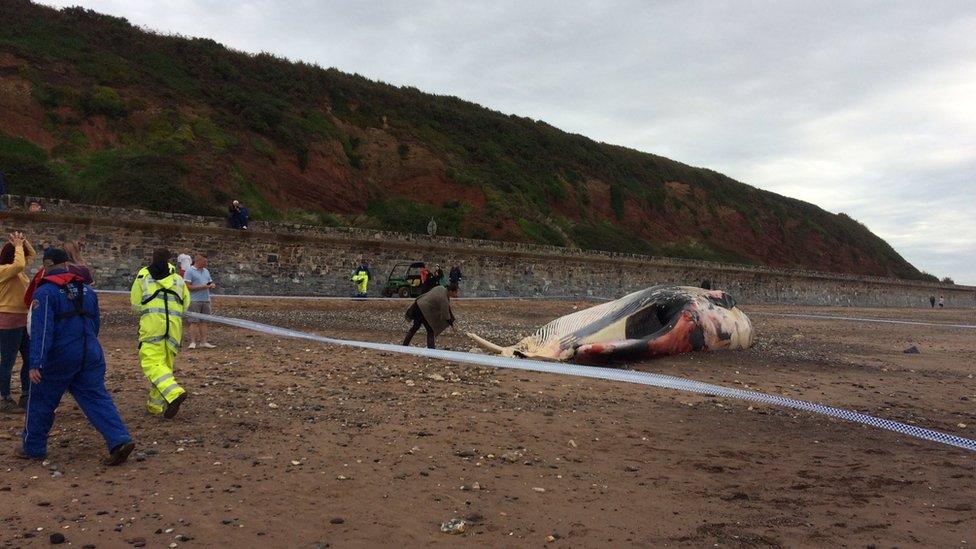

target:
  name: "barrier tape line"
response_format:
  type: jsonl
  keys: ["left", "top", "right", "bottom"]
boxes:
{"left": 750, "top": 311, "right": 976, "bottom": 329}
{"left": 188, "top": 311, "right": 976, "bottom": 453}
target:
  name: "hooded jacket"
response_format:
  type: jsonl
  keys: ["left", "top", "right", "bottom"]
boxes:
{"left": 130, "top": 264, "right": 190, "bottom": 352}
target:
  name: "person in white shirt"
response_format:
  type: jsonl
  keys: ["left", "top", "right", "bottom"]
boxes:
{"left": 176, "top": 250, "right": 192, "bottom": 277}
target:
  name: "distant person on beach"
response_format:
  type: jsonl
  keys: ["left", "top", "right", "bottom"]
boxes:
{"left": 177, "top": 250, "right": 192, "bottom": 277}
{"left": 24, "top": 240, "right": 91, "bottom": 340}
{"left": 131, "top": 248, "right": 189, "bottom": 418}
{"left": 228, "top": 200, "right": 249, "bottom": 230}
{"left": 184, "top": 254, "right": 216, "bottom": 349}
{"left": 0, "top": 231, "right": 35, "bottom": 412}
{"left": 929, "top": 295, "right": 936, "bottom": 308}
{"left": 421, "top": 277, "right": 439, "bottom": 294}
{"left": 448, "top": 262, "right": 463, "bottom": 297}
{"left": 63, "top": 241, "right": 93, "bottom": 284}
{"left": 351, "top": 263, "right": 369, "bottom": 298}
{"left": 18, "top": 247, "right": 134, "bottom": 465}
{"left": 939, "top": 295, "right": 945, "bottom": 308}
{"left": 402, "top": 285, "right": 455, "bottom": 349}
{"left": 25, "top": 241, "right": 93, "bottom": 318}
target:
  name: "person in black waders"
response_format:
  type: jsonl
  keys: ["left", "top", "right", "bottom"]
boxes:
{"left": 18, "top": 248, "right": 134, "bottom": 465}
{"left": 402, "top": 284, "right": 456, "bottom": 349}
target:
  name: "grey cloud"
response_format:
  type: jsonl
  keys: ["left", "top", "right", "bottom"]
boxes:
{"left": 42, "top": 0, "right": 976, "bottom": 283}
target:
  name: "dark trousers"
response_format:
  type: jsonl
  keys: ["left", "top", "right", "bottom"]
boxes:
{"left": 403, "top": 318, "right": 436, "bottom": 349}
{"left": 0, "top": 327, "right": 29, "bottom": 399}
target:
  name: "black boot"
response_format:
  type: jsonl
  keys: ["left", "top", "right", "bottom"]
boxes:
{"left": 163, "top": 393, "right": 187, "bottom": 419}
{"left": 105, "top": 442, "right": 135, "bottom": 466}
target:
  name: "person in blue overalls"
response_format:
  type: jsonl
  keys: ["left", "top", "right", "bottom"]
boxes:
{"left": 17, "top": 248, "right": 134, "bottom": 465}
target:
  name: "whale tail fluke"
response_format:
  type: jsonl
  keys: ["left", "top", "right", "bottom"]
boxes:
{"left": 466, "top": 332, "right": 512, "bottom": 356}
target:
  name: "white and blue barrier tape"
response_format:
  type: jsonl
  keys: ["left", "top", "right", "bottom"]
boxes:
{"left": 189, "top": 312, "right": 976, "bottom": 453}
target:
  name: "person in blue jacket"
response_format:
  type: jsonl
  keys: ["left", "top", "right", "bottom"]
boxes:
{"left": 17, "top": 248, "right": 134, "bottom": 465}
{"left": 227, "top": 200, "right": 249, "bottom": 230}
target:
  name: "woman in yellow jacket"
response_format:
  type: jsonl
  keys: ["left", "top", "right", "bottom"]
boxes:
{"left": 0, "top": 231, "right": 36, "bottom": 412}
{"left": 130, "top": 249, "right": 190, "bottom": 418}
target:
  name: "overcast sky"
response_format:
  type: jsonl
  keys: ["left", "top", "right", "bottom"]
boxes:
{"left": 43, "top": 1, "right": 976, "bottom": 284}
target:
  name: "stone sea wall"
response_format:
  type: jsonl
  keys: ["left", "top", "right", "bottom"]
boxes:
{"left": 3, "top": 195, "right": 973, "bottom": 308}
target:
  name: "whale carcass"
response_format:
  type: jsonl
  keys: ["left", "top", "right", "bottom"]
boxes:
{"left": 467, "top": 285, "right": 754, "bottom": 362}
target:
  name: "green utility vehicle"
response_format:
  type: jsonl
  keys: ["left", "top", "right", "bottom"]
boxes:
{"left": 382, "top": 261, "right": 427, "bottom": 298}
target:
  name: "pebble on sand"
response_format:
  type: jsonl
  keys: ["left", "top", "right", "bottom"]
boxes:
{"left": 440, "top": 518, "right": 467, "bottom": 535}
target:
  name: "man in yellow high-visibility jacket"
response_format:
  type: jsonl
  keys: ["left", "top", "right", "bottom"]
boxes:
{"left": 130, "top": 249, "right": 190, "bottom": 418}
{"left": 351, "top": 269, "right": 368, "bottom": 298}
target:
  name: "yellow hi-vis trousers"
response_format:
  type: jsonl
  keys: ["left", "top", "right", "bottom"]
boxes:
{"left": 140, "top": 342, "right": 185, "bottom": 415}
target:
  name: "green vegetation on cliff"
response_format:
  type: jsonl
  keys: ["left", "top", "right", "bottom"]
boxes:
{"left": 0, "top": 0, "right": 928, "bottom": 279}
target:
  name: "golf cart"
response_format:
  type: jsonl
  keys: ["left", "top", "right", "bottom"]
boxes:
{"left": 382, "top": 261, "right": 426, "bottom": 298}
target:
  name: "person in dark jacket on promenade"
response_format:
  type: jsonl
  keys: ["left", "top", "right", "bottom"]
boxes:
{"left": 228, "top": 200, "right": 250, "bottom": 230}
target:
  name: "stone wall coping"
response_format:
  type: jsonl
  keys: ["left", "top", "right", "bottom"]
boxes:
{"left": 4, "top": 194, "right": 970, "bottom": 292}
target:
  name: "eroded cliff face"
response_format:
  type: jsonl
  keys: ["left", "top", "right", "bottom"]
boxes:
{"left": 0, "top": 1, "right": 925, "bottom": 279}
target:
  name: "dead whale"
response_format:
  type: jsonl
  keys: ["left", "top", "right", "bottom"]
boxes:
{"left": 468, "top": 285, "right": 754, "bottom": 362}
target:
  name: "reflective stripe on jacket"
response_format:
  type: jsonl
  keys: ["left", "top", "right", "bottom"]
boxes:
{"left": 129, "top": 265, "right": 190, "bottom": 352}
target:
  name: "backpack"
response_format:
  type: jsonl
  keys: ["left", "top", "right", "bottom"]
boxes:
{"left": 27, "top": 272, "right": 90, "bottom": 336}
